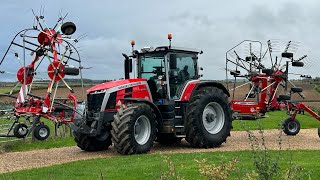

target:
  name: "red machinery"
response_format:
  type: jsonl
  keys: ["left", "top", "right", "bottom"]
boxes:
{"left": 0, "top": 10, "right": 84, "bottom": 140}
{"left": 226, "top": 40, "right": 320, "bottom": 136}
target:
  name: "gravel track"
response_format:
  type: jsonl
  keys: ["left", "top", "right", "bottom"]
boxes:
{"left": 1, "top": 128, "right": 320, "bottom": 174}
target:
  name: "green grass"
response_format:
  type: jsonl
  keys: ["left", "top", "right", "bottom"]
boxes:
{"left": 232, "top": 111, "right": 320, "bottom": 131}
{"left": 1, "top": 150, "right": 318, "bottom": 179}
{"left": 1, "top": 136, "right": 75, "bottom": 152}
{"left": 0, "top": 87, "right": 12, "bottom": 94}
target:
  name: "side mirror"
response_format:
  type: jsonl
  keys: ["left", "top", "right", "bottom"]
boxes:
{"left": 61, "top": 22, "right": 77, "bottom": 35}
{"left": 292, "top": 61, "right": 304, "bottom": 67}
{"left": 282, "top": 52, "right": 293, "bottom": 58}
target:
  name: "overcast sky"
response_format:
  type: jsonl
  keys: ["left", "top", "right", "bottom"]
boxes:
{"left": 1, "top": 0, "right": 320, "bottom": 81}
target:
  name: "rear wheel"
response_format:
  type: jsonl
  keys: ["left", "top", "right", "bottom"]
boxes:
{"left": 185, "top": 87, "right": 232, "bottom": 148}
{"left": 74, "top": 132, "right": 112, "bottom": 152}
{"left": 283, "top": 118, "right": 300, "bottom": 135}
{"left": 111, "top": 103, "right": 157, "bottom": 155}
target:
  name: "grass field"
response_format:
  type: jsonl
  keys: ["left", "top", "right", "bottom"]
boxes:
{"left": 0, "top": 87, "right": 12, "bottom": 94}
{"left": 1, "top": 150, "right": 318, "bottom": 179}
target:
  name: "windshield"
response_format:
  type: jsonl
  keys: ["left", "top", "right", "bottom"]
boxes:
{"left": 138, "top": 54, "right": 165, "bottom": 80}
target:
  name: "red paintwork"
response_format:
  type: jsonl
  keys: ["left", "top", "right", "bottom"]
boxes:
{"left": 106, "top": 80, "right": 151, "bottom": 111}
{"left": 47, "top": 61, "right": 65, "bottom": 81}
{"left": 231, "top": 100, "right": 260, "bottom": 115}
{"left": 180, "top": 80, "right": 200, "bottom": 101}
{"left": 16, "top": 66, "right": 34, "bottom": 84}
{"left": 37, "top": 29, "right": 62, "bottom": 46}
{"left": 232, "top": 70, "right": 288, "bottom": 117}
{"left": 87, "top": 78, "right": 147, "bottom": 93}
{"left": 14, "top": 94, "right": 77, "bottom": 124}
{"left": 289, "top": 102, "right": 320, "bottom": 121}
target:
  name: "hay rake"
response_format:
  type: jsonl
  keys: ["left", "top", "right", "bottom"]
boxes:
{"left": 0, "top": 10, "right": 85, "bottom": 140}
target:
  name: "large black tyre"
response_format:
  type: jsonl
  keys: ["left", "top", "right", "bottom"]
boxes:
{"left": 33, "top": 124, "right": 50, "bottom": 140}
{"left": 185, "top": 87, "right": 232, "bottom": 148}
{"left": 111, "top": 103, "right": 157, "bottom": 155}
{"left": 156, "top": 133, "right": 182, "bottom": 145}
{"left": 283, "top": 118, "right": 300, "bottom": 136}
{"left": 74, "top": 131, "right": 112, "bottom": 152}
{"left": 13, "top": 123, "right": 29, "bottom": 138}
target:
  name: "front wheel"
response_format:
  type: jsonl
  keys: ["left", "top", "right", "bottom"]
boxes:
{"left": 74, "top": 132, "right": 112, "bottom": 152}
{"left": 185, "top": 87, "right": 232, "bottom": 148}
{"left": 111, "top": 103, "right": 157, "bottom": 155}
{"left": 283, "top": 118, "right": 300, "bottom": 136}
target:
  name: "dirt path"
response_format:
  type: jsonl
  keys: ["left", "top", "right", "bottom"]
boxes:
{"left": 1, "top": 128, "right": 320, "bottom": 174}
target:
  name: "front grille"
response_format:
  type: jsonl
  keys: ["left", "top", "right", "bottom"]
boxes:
{"left": 105, "top": 92, "right": 117, "bottom": 109}
{"left": 87, "top": 92, "right": 105, "bottom": 111}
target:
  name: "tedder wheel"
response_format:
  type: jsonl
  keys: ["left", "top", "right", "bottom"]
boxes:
{"left": 33, "top": 124, "right": 50, "bottom": 140}
{"left": 156, "top": 133, "right": 182, "bottom": 145}
{"left": 74, "top": 131, "right": 112, "bottom": 152}
{"left": 283, "top": 118, "right": 300, "bottom": 136}
{"left": 111, "top": 103, "right": 157, "bottom": 155}
{"left": 185, "top": 87, "right": 232, "bottom": 148}
{"left": 13, "top": 123, "right": 29, "bottom": 138}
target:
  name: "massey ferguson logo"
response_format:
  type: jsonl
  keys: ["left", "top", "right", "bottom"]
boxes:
{"left": 117, "top": 82, "right": 142, "bottom": 90}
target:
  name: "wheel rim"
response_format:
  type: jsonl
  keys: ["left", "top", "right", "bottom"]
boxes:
{"left": 202, "top": 102, "right": 225, "bottom": 134}
{"left": 134, "top": 115, "right": 151, "bottom": 145}
{"left": 18, "top": 126, "right": 28, "bottom": 136}
{"left": 288, "top": 121, "right": 298, "bottom": 133}
{"left": 39, "top": 127, "right": 48, "bottom": 138}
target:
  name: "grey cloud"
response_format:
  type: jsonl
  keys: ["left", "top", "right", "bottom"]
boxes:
{"left": 1, "top": 0, "right": 320, "bottom": 81}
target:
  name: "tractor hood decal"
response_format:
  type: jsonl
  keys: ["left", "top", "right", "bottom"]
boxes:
{"left": 87, "top": 78, "right": 147, "bottom": 94}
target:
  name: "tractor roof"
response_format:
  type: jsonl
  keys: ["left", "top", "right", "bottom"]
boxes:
{"left": 139, "top": 46, "right": 201, "bottom": 55}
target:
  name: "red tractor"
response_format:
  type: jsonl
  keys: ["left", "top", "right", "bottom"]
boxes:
{"left": 71, "top": 35, "right": 232, "bottom": 155}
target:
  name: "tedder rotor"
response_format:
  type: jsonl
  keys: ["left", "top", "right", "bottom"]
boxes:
{"left": 0, "top": 10, "right": 85, "bottom": 140}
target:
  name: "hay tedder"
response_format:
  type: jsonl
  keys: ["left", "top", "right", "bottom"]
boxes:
{"left": 0, "top": 11, "right": 85, "bottom": 140}
{"left": 226, "top": 40, "right": 320, "bottom": 136}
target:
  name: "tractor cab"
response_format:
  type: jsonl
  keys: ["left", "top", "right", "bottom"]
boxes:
{"left": 127, "top": 35, "right": 202, "bottom": 101}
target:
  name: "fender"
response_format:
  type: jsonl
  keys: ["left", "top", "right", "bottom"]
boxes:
{"left": 188, "top": 81, "right": 230, "bottom": 101}
{"left": 121, "top": 98, "right": 163, "bottom": 128}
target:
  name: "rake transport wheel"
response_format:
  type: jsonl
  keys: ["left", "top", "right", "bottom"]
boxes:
{"left": 283, "top": 118, "right": 300, "bottom": 136}
{"left": 111, "top": 103, "right": 157, "bottom": 155}
{"left": 33, "top": 124, "right": 50, "bottom": 140}
{"left": 13, "top": 123, "right": 29, "bottom": 138}
{"left": 74, "top": 132, "right": 112, "bottom": 152}
{"left": 185, "top": 87, "right": 232, "bottom": 148}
